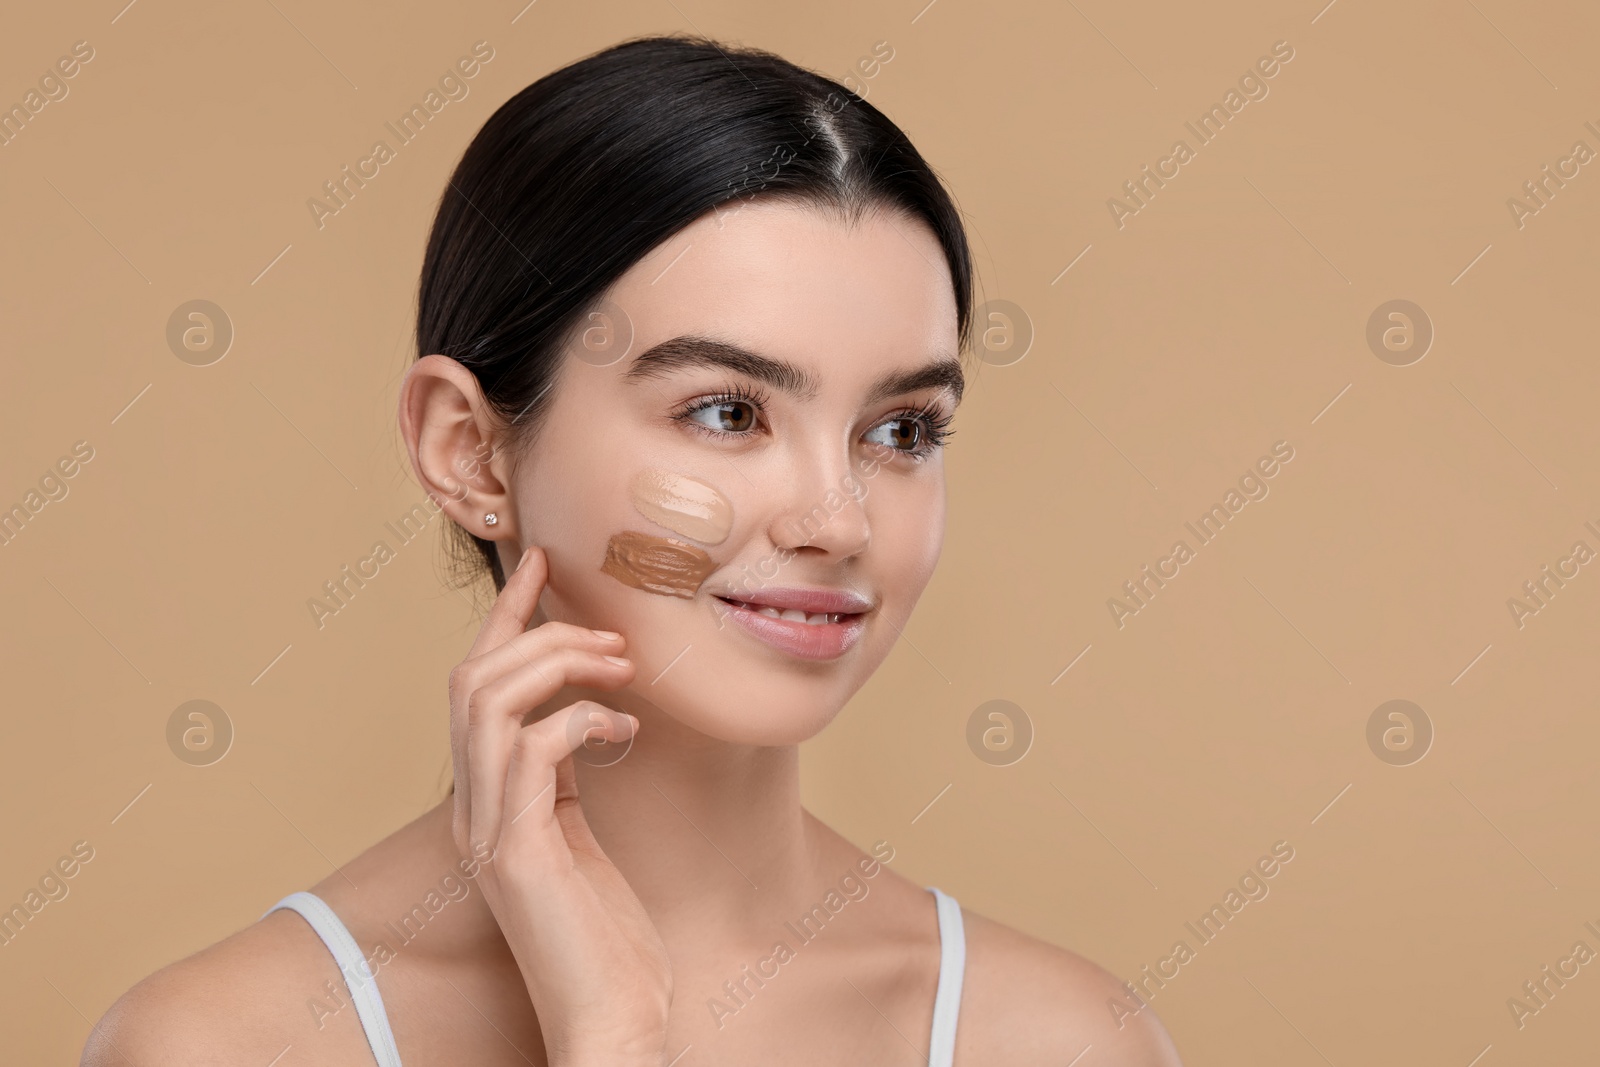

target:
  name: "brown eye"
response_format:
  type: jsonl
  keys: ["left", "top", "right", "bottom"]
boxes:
{"left": 870, "top": 417, "right": 922, "bottom": 452}
{"left": 690, "top": 400, "right": 756, "bottom": 433}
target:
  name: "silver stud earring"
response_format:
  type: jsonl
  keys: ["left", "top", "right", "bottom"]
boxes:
{"left": 484, "top": 513, "right": 498, "bottom": 526}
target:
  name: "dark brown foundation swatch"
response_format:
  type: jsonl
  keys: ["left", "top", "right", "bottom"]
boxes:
{"left": 600, "top": 530, "right": 716, "bottom": 598}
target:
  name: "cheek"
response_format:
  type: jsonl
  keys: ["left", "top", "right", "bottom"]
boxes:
{"left": 520, "top": 462, "right": 737, "bottom": 634}
{"left": 873, "top": 474, "right": 946, "bottom": 611}
{"left": 525, "top": 502, "right": 631, "bottom": 627}
{"left": 911, "top": 471, "right": 948, "bottom": 562}
{"left": 515, "top": 459, "right": 641, "bottom": 626}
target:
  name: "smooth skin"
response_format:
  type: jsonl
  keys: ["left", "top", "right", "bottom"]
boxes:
{"left": 82, "top": 201, "right": 1182, "bottom": 1066}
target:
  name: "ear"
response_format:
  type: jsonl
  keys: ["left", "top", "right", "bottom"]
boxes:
{"left": 398, "top": 355, "right": 519, "bottom": 547}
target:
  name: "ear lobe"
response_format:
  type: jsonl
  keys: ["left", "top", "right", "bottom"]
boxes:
{"left": 401, "top": 354, "right": 518, "bottom": 541}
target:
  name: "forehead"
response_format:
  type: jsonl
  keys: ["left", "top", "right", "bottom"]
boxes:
{"left": 606, "top": 199, "right": 958, "bottom": 370}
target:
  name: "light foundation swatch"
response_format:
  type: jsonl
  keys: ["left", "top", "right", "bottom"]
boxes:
{"left": 629, "top": 468, "right": 733, "bottom": 545}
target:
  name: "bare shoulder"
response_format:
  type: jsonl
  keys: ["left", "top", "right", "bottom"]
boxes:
{"left": 955, "top": 904, "right": 1183, "bottom": 1066}
{"left": 81, "top": 907, "right": 375, "bottom": 1066}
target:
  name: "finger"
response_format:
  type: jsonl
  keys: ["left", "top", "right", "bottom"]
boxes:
{"left": 467, "top": 649, "right": 636, "bottom": 854}
{"left": 497, "top": 701, "right": 639, "bottom": 871}
{"left": 454, "top": 620, "right": 627, "bottom": 857}
{"left": 465, "top": 621, "right": 626, "bottom": 685}
{"left": 452, "top": 543, "right": 546, "bottom": 855}
{"left": 549, "top": 739, "right": 608, "bottom": 864}
{"left": 451, "top": 624, "right": 624, "bottom": 851}
{"left": 492, "top": 662, "right": 636, "bottom": 863}
{"left": 467, "top": 543, "right": 546, "bottom": 661}
{"left": 452, "top": 621, "right": 625, "bottom": 771}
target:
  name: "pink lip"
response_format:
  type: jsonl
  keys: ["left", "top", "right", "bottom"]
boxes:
{"left": 712, "top": 593, "right": 870, "bottom": 661}
{"left": 710, "top": 586, "right": 874, "bottom": 614}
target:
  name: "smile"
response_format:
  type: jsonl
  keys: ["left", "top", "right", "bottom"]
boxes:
{"left": 719, "top": 597, "right": 844, "bottom": 625}
{"left": 711, "top": 590, "right": 872, "bottom": 661}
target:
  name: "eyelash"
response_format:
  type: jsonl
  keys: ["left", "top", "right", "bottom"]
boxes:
{"left": 668, "top": 381, "right": 956, "bottom": 461}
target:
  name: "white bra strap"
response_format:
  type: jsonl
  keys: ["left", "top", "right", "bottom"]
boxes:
{"left": 263, "top": 891, "right": 403, "bottom": 1067}
{"left": 263, "top": 885, "right": 963, "bottom": 1067}
{"left": 926, "top": 886, "right": 966, "bottom": 1066}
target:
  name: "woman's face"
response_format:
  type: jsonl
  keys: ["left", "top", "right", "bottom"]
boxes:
{"left": 454, "top": 199, "right": 960, "bottom": 746}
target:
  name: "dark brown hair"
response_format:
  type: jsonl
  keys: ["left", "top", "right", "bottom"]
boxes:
{"left": 416, "top": 33, "right": 975, "bottom": 597}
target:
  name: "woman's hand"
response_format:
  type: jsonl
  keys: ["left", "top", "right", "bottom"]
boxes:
{"left": 449, "top": 544, "right": 671, "bottom": 1066}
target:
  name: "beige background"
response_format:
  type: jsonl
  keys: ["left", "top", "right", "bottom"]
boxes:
{"left": 3, "top": 0, "right": 1597, "bottom": 1062}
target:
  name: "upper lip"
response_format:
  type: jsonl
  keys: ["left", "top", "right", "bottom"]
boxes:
{"left": 713, "top": 587, "right": 875, "bottom": 615}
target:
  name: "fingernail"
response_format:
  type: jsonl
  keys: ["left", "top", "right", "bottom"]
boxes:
{"left": 604, "top": 655, "right": 630, "bottom": 666}
{"left": 626, "top": 714, "right": 640, "bottom": 728}
{"left": 593, "top": 630, "right": 621, "bottom": 640}
{"left": 519, "top": 544, "right": 534, "bottom": 566}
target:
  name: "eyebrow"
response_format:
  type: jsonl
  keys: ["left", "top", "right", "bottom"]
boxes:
{"left": 621, "top": 335, "right": 965, "bottom": 407}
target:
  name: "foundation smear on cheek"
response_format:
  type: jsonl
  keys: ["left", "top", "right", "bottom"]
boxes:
{"left": 628, "top": 468, "right": 734, "bottom": 545}
{"left": 601, "top": 531, "right": 716, "bottom": 599}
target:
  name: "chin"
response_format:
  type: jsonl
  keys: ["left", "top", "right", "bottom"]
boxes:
{"left": 651, "top": 683, "right": 845, "bottom": 747}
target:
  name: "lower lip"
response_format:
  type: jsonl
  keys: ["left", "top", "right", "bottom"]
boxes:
{"left": 714, "top": 597, "right": 867, "bottom": 661}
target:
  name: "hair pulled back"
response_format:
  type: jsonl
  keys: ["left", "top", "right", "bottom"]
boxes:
{"left": 417, "top": 33, "right": 974, "bottom": 596}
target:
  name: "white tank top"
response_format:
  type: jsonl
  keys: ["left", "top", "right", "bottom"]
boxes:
{"left": 264, "top": 884, "right": 966, "bottom": 1065}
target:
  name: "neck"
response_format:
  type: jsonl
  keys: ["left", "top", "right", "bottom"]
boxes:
{"left": 422, "top": 683, "right": 830, "bottom": 957}
{"left": 571, "top": 686, "right": 821, "bottom": 928}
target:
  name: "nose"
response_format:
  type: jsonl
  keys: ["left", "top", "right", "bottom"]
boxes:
{"left": 768, "top": 448, "right": 871, "bottom": 560}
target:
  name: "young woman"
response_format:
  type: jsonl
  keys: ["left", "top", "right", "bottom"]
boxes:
{"left": 86, "top": 34, "right": 1181, "bottom": 1066}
